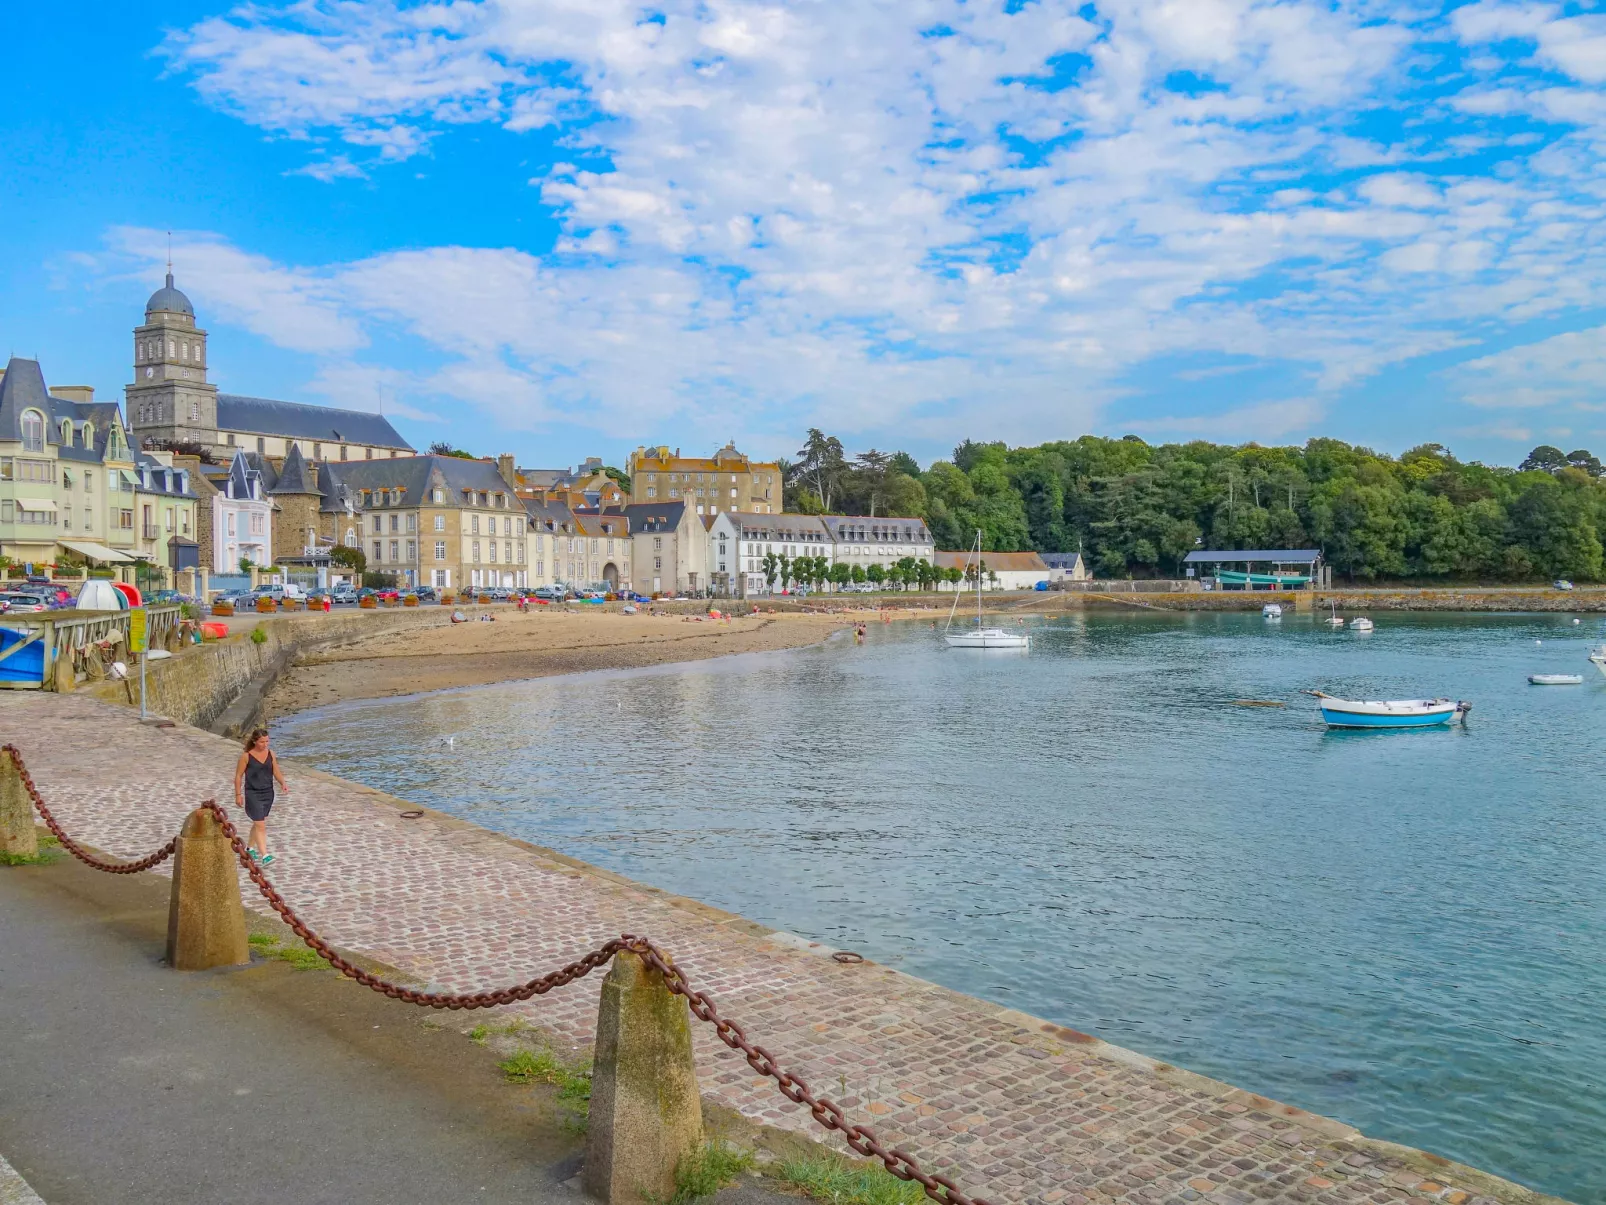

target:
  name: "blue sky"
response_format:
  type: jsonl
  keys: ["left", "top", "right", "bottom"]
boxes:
{"left": 4, "top": 0, "right": 1606, "bottom": 472}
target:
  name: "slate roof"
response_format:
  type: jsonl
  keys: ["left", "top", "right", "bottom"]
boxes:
{"left": 0, "top": 358, "right": 131, "bottom": 467}
{"left": 0, "top": 357, "right": 50, "bottom": 443}
{"left": 134, "top": 452, "right": 197, "bottom": 498}
{"left": 615, "top": 501, "right": 688, "bottom": 533}
{"left": 216, "top": 395, "right": 412, "bottom": 451}
{"left": 819, "top": 514, "right": 931, "bottom": 540}
{"left": 1182, "top": 549, "right": 1321, "bottom": 564}
{"left": 1040, "top": 552, "right": 1085, "bottom": 570}
{"left": 270, "top": 443, "right": 318, "bottom": 494}
{"left": 324, "top": 454, "right": 513, "bottom": 509}
{"left": 524, "top": 496, "right": 579, "bottom": 533}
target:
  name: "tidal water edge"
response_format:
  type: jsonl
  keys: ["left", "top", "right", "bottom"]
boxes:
{"left": 275, "top": 612, "right": 1606, "bottom": 1203}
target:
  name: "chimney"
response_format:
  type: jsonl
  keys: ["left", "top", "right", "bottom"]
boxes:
{"left": 497, "top": 453, "right": 517, "bottom": 487}
{"left": 53, "top": 385, "right": 95, "bottom": 403}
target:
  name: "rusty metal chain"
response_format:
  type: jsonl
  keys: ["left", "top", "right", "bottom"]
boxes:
{"left": 2, "top": 744, "right": 176, "bottom": 873}
{"left": 628, "top": 940, "right": 994, "bottom": 1205}
{"left": 3, "top": 744, "right": 989, "bottom": 1205}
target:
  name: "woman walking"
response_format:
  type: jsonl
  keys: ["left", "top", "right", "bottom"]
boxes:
{"left": 234, "top": 728, "right": 288, "bottom": 866}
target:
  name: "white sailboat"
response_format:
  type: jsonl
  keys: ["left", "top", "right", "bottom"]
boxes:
{"left": 945, "top": 531, "right": 1029, "bottom": 649}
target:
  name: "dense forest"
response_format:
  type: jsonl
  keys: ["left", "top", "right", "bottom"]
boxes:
{"left": 784, "top": 431, "right": 1606, "bottom": 583}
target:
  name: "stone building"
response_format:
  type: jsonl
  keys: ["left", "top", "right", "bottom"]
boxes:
{"left": 611, "top": 500, "right": 705, "bottom": 594}
{"left": 625, "top": 443, "right": 781, "bottom": 516}
{"left": 267, "top": 444, "right": 324, "bottom": 563}
{"left": 125, "top": 274, "right": 413, "bottom": 462}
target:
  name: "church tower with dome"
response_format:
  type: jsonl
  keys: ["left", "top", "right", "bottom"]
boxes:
{"left": 125, "top": 271, "right": 219, "bottom": 451}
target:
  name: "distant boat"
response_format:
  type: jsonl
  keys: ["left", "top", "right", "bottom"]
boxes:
{"left": 1590, "top": 647, "right": 1606, "bottom": 679}
{"left": 1307, "top": 691, "right": 1470, "bottom": 728}
{"left": 1529, "top": 674, "right": 1583, "bottom": 685}
{"left": 1262, "top": 603, "right": 1282, "bottom": 619}
{"left": 1324, "top": 600, "right": 1344, "bottom": 628}
{"left": 1349, "top": 617, "right": 1374, "bottom": 632}
{"left": 944, "top": 531, "right": 1028, "bottom": 650}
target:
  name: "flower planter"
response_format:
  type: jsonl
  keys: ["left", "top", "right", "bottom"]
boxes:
{"left": 359, "top": 596, "right": 377, "bottom": 609}
{"left": 255, "top": 597, "right": 277, "bottom": 613}
{"left": 439, "top": 593, "right": 454, "bottom": 605}
{"left": 211, "top": 602, "right": 234, "bottom": 617}
{"left": 477, "top": 595, "right": 491, "bottom": 605}
{"left": 403, "top": 595, "right": 419, "bottom": 607}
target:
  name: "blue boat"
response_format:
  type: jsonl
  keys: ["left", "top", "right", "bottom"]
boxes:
{"left": 1308, "top": 691, "right": 1470, "bottom": 729}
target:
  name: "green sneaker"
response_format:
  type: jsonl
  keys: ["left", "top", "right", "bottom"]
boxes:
{"left": 247, "top": 847, "right": 261, "bottom": 863}
{"left": 259, "top": 853, "right": 275, "bottom": 867}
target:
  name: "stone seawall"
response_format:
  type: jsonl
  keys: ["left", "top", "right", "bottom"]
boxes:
{"left": 84, "top": 607, "right": 477, "bottom": 733}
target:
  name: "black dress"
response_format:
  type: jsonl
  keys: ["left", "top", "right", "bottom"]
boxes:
{"left": 243, "top": 751, "right": 276, "bottom": 821}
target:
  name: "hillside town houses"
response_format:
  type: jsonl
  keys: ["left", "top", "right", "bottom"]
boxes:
{"left": 0, "top": 275, "right": 1065, "bottom": 599}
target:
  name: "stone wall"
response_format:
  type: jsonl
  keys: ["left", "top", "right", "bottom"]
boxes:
{"left": 85, "top": 607, "right": 473, "bottom": 732}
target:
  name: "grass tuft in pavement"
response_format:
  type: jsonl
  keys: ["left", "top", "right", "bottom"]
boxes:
{"left": 0, "top": 834, "right": 63, "bottom": 866}
{"left": 774, "top": 1155, "right": 928, "bottom": 1205}
{"left": 247, "top": 932, "right": 328, "bottom": 970}
{"left": 498, "top": 1045, "right": 592, "bottom": 1127}
{"left": 672, "top": 1142, "right": 754, "bottom": 1204}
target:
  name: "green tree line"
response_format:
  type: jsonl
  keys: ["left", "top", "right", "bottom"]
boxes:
{"left": 784, "top": 430, "right": 1606, "bottom": 582}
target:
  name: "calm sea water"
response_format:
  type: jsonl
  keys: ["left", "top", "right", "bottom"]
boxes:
{"left": 274, "top": 611, "right": 1606, "bottom": 1202}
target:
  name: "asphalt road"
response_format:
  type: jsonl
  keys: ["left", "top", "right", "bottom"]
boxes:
{"left": 0, "top": 853, "right": 791, "bottom": 1205}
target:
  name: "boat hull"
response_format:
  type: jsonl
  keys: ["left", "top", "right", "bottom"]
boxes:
{"left": 1311, "top": 694, "right": 1464, "bottom": 728}
{"left": 1319, "top": 706, "right": 1456, "bottom": 728}
{"left": 945, "top": 629, "right": 1029, "bottom": 649}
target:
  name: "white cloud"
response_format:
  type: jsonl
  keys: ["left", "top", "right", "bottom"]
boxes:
{"left": 288, "top": 154, "right": 366, "bottom": 182}
{"left": 107, "top": 227, "right": 364, "bottom": 356}
{"left": 1454, "top": 326, "right": 1606, "bottom": 409}
{"left": 120, "top": 1, "right": 1606, "bottom": 446}
{"left": 1127, "top": 397, "right": 1327, "bottom": 441}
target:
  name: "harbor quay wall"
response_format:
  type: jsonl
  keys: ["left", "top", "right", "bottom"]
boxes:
{"left": 0, "top": 689, "right": 1567, "bottom": 1205}
{"left": 1060, "top": 587, "right": 1606, "bottom": 613}
{"left": 82, "top": 607, "right": 479, "bottom": 734}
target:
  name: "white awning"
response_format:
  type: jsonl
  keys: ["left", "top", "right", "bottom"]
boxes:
{"left": 15, "top": 498, "right": 58, "bottom": 513}
{"left": 59, "top": 540, "right": 136, "bottom": 563}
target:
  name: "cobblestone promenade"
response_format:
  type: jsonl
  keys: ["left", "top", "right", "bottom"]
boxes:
{"left": 0, "top": 693, "right": 1552, "bottom": 1205}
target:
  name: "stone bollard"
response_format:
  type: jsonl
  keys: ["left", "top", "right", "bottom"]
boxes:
{"left": 0, "top": 752, "right": 39, "bottom": 860}
{"left": 583, "top": 950, "right": 704, "bottom": 1205}
{"left": 166, "top": 807, "right": 249, "bottom": 971}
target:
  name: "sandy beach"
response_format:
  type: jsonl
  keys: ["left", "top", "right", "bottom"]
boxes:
{"left": 260, "top": 606, "right": 886, "bottom": 719}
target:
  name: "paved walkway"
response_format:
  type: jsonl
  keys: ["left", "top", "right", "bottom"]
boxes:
{"left": 0, "top": 693, "right": 1551, "bottom": 1205}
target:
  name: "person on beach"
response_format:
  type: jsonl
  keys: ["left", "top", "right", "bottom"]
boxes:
{"left": 234, "top": 728, "right": 287, "bottom": 866}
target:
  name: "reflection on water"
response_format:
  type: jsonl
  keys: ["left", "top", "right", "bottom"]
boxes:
{"left": 276, "top": 611, "right": 1606, "bottom": 1203}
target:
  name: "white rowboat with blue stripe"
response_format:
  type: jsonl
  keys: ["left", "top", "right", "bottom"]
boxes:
{"left": 1307, "top": 691, "right": 1470, "bottom": 728}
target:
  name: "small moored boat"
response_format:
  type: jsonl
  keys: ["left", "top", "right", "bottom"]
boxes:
{"left": 944, "top": 530, "right": 1029, "bottom": 650}
{"left": 1589, "top": 647, "right": 1606, "bottom": 679}
{"left": 1324, "top": 600, "right": 1344, "bottom": 628}
{"left": 1262, "top": 603, "right": 1282, "bottom": 619}
{"left": 1529, "top": 673, "right": 1583, "bottom": 685}
{"left": 1307, "top": 691, "right": 1470, "bottom": 728}
{"left": 1349, "top": 617, "right": 1374, "bottom": 632}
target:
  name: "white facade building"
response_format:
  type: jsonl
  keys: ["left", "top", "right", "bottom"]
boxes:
{"left": 818, "top": 515, "right": 934, "bottom": 573}
{"left": 213, "top": 450, "right": 272, "bottom": 571}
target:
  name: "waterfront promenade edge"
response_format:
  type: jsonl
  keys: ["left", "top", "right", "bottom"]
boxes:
{"left": 0, "top": 691, "right": 1569, "bottom": 1205}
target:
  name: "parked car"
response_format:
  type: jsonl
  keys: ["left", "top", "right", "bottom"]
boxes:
{"left": 1554, "top": 579, "right": 1575, "bottom": 591}
{"left": 413, "top": 585, "right": 438, "bottom": 603}
{"left": 328, "top": 586, "right": 359, "bottom": 605}
{"left": 0, "top": 593, "right": 51, "bottom": 614}
{"left": 1034, "top": 580, "right": 1051, "bottom": 591}
{"left": 249, "top": 583, "right": 306, "bottom": 603}
{"left": 532, "top": 584, "right": 567, "bottom": 601}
